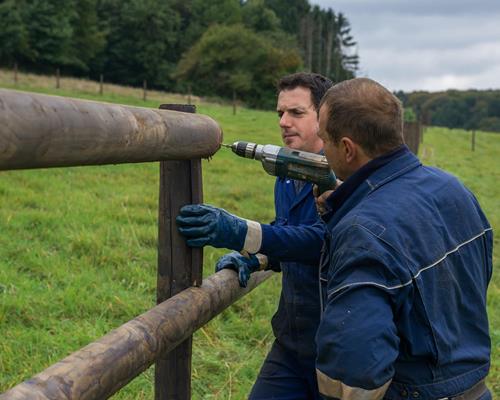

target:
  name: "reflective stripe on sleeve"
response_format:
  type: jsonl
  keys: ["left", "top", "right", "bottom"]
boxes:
{"left": 243, "top": 219, "right": 262, "bottom": 254}
{"left": 316, "top": 368, "right": 391, "bottom": 400}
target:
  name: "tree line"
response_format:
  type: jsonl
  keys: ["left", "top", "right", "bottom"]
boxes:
{"left": 397, "top": 89, "right": 500, "bottom": 133}
{"left": 0, "top": 0, "right": 358, "bottom": 108}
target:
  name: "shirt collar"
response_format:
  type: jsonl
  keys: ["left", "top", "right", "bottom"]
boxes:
{"left": 323, "top": 145, "right": 410, "bottom": 219}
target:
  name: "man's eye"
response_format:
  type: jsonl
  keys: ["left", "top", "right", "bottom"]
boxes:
{"left": 277, "top": 112, "right": 284, "bottom": 118}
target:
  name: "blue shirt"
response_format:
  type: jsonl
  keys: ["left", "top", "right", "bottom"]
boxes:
{"left": 259, "top": 177, "right": 325, "bottom": 359}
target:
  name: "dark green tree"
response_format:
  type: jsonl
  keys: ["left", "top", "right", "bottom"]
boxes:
{"left": 0, "top": 0, "right": 30, "bottom": 66}
{"left": 332, "top": 12, "right": 358, "bottom": 80}
{"left": 466, "top": 97, "right": 488, "bottom": 130}
{"left": 23, "top": 0, "right": 80, "bottom": 71}
{"left": 0, "top": 0, "right": 362, "bottom": 107}
{"left": 242, "top": 0, "right": 280, "bottom": 32}
{"left": 297, "top": 7, "right": 357, "bottom": 81}
{"left": 422, "top": 95, "right": 468, "bottom": 129}
{"left": 176, "top": 24, "right": 302, "bottom": 108}
{"left": 100, "top": 0, "right": 181, "bottom": 88}
{"left": 70, "top": 0, "right": 107, "bottom": 74}
{"left": 478, "top": 117, "right": 500, "bottom": 132}
{"left": 263, "top": 0, "right": 310, "bottom": 34}
{"left": 241, "top": 0, "right": 299, "bottom": 52}
{"left": 405, "top": 89, "right": 500, "bottom": 132}
{"left": 487, "top": 93, "right": 500, "bottom": 116}
{"left": 182, "top": 0, "right": 242, "bottom": 49}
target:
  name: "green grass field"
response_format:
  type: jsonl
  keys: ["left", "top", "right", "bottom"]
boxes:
{"left": 0, "top": 70, "right": 499, "bottom": 398}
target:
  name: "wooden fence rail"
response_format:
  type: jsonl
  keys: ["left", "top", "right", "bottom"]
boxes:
{"left": 0, "top": 269, "right": 272, "bottom": 400}
{"left": 0, "top": 90, "right": 275, "bottom": 399}
{"left": 0, "top": 89, "right": 221, "bottom": 170}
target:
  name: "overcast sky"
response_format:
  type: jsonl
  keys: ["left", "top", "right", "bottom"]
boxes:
{"left": 311, "top": 0, "right": 500, "bottom": 92}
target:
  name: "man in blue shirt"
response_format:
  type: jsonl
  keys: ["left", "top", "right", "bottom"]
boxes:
{"left": 315, "top": 77, "right": 492, "bottom": 399}
{"left": 177, "top": 72, "right": 333, "bottom": 399}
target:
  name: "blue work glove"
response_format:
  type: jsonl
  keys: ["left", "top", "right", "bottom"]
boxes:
{"left": 215, "top": 251, "right": 261, "bottom": 288}
{"left": 176, "top": 204, "right": 248, "bottom": 250}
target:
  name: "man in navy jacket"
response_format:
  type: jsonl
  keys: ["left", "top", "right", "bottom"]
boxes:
{"left": 177, "top": 72, "right": 333, "bottom": 399}
{"left": 315, "top": 78, "right": 492, "bottom": 399}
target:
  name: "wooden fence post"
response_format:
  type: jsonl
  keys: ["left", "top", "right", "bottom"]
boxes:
{"left": 156, "top": 104, "right": 202, "bottom": 400}
{"left": 232, "top": 90, "right": 237, "bottom": 115}
{"left": 143, "top": 80, "right": 147, "bottom": 101}
{"left": 187, "top": 84, "right": 192, "bottom": 105}
{"left": 99, "top": 74, "right": 104, "bottom": 95}
{"left": 56, "top": 68, "right": 60, "bottom": 89}
{"left": 403, "top": 121, "right": 420, "bottom": 155}
{"left": 13, "top": 63, "right": 18, "bottom": 85}
{"left": 471, "top": 130, "right": 476, "bottom": 151}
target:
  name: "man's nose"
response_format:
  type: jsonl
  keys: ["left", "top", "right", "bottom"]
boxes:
{"left": 279, "top": 112, "right": 291, "bottom": 128}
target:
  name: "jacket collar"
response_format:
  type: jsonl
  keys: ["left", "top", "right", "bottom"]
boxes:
{"left": 280, "top": 178, "right": 313, "bottom": 211}
{"left": 322, "top": 145, "right": 420, "bottom": 224}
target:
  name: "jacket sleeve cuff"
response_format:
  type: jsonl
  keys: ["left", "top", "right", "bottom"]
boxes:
{"left": 259, "top": 223, "right": 275, "bottom": 254}
{"left": 266, "top": 256, "right": 281, "bottom": 272}
{"left": 243, "top": 219, "right": 262, "bottom": 254}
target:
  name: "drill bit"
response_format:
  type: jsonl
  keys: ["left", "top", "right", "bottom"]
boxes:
{"left": 221, "top": 143, "right": 232, "bottom": 149}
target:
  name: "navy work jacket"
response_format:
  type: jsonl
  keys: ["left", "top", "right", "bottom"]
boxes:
{"left": 317, "top": 147, "right": 493, "bottom": 399}
{"left": 260, "top": 177, "right": 325, "bottom": 359}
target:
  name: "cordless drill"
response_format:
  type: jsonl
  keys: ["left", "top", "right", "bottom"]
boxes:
{"left": 223, "top": 141, "right": 337, "bottom": 194}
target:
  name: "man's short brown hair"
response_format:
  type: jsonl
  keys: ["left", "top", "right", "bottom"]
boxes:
{"left": 278, "top": 72, "right": 333, "bottom": 112}
{"left": 320, "top": 78, "right": 404, "bottom": 157}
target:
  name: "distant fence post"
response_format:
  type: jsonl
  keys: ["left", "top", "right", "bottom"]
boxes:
{"left": 232, "top": 90, "right": 237, "bottom": 115}
{"left": 471, "top": 130, "right": 476, "bottom": 152}
{"left": 187, "top": 84, "right": 192, "bottom": 105}
{"left": 56, "top": 68, "right": 60, "bottom": 89}
{"left": 403, "top": 121, "right": 421, "bottom": 155}
{"left": 156, "top": 103, "right": 202, "bottom": 400}
{"left": 99, "top": 74, "right": 104, "bottom": 95}
{"left": 13, "top": 63, "right": 18, "bottom": 85}
{"left": 143, "top": 80, "right": 147, "bottom": 101}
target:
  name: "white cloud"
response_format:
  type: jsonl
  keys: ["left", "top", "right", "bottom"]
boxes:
{"left": 359, "top": 40, "right": 500, "bottom": 91}
{"left": 310, "top": 0, "right": 500, "bottom": 91}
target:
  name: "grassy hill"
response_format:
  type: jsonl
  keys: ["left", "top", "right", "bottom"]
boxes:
{"left": 0, "top": 70, "right": 499, "bottom": 398}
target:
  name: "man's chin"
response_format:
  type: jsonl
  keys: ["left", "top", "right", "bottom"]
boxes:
{"left": 283, "top": 136, "right": 302, "bottom": 149}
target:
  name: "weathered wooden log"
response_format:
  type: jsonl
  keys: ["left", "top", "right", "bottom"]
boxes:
{"left": 0, "top": 89, "right": 222, "bottom": 170}
{"left": 0, "top": 269, "right": 273, "bottom": 400}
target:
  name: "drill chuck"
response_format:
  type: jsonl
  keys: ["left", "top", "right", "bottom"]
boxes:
{"left": 232, "top": 141, "right": 258, "bottom": 159}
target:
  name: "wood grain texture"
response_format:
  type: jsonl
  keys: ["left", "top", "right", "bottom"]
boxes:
{"left": 156, "top": 104, "right": 203, "bottom": 400}
{"left": 403, "top": 121, "right": 422, "bottom": 155}
{"left": 0, "top": 89, "right": 222, "bottom": 170}
{"left": 0, "top": 270, "right": 273, "bottom": 400}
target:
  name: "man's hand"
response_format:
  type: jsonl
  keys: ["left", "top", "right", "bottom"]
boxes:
{"left": 215, "top": 251, "right": 267, "bottom": 288}
{"left": 313, "top": 179, "right": 342, "bottom": 216}
{"left": 176, "top": 204, "right": 248, "bottom": 251}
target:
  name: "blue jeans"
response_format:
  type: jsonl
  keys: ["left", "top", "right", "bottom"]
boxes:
{"left": 249, "top": 340, "right": 321, "bottom": 400}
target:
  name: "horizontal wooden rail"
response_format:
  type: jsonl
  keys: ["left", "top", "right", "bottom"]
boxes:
{"left": 0, "top": 269, "right": 273, "bottom": 400}
{"left": 0, "top": 89, "right": 222, "bottom": 170}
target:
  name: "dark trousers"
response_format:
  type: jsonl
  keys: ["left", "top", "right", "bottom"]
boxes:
{"left": 249, "top": 340, "right": 321, "bottom": 400}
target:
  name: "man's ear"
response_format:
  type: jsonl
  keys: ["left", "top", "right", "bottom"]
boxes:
{"left": 339, "top": 137, "right": 357, "bottom": 164}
